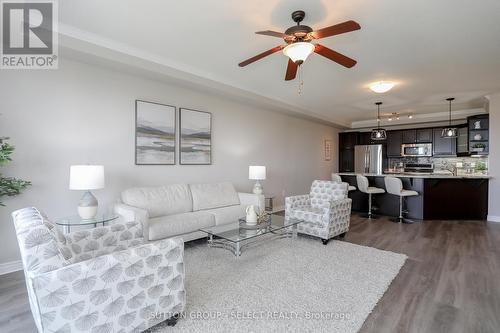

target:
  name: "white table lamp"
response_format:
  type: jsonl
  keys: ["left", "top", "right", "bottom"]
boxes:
{"left": 69, "top": 165, "right": 105, "bottom": 219}
{"left": 249, "top": 166, "right": 266, "bottom": 195}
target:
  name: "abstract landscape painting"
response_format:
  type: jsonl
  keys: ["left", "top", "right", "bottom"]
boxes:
{"left": 135, "top": 100, "right": 176, "bottom": 165}
{"left": 180, "top": 108, "right": 212, "bottom": 164}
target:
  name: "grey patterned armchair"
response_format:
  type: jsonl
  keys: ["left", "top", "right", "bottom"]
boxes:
{"left": 12, "top": 207, "right": 185, "bottom": 333}
{"left": 285, "top": 180, "right": 352, "bottom": 245}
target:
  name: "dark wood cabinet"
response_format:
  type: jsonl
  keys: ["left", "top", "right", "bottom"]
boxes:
{"left": 339, "top": 132, "right": 358, "bottom": 149}
{"left": 402, "top": 129, "right": 432, "bottom": 143}
{"left": 339, "top": 148, "right": 354, "bottom": 172}
{"left": 433, "top": 128, "right": 456, "bottom": 156}
{"left": 416, "top": 129, "right": 433, "bottom": 143}
{"left": 402, "top": 130, "right": 416, "bottom": 144}
{"left": 358, "top": 132, "right": 372, "bottom": 145}
{"left": 386, "top": 131, "right": 403, "bottom": 157}
{"left": 338, "top": 132, "right": 358, "bottom": 172}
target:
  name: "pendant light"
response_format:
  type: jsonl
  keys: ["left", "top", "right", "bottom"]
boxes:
{"left": 441, "top": 97, "right": 457, "bottom": 138}
{"left": 371, "top": 102, "right": 387, "bottom": 140}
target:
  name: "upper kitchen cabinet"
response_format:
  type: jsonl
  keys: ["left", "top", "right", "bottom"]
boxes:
{"left": 339, "top": 132, "right": 359, "bottom": 150}
{"left": 433, "top": 128, "right": 457, "bottom": 156}
{"left": 402, "top": 129, "right": 433, "bottom": 143}
{"left": 468, "top": 114, "right": 489, "bottom": 156}
{"left": 416, "top": 129, "right": 433, "bottom": 143}
{"left": 386, "top": 131, "right": 403, "bottom": 157}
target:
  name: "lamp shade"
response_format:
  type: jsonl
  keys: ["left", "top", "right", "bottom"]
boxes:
{"left": 69, "top": 165, "right": 105, "bottom": 190}
{"left": 249, "top": 166, "right": 266, "bottom": 180}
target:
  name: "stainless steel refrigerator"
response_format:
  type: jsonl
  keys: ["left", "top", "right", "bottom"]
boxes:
{"left": 354, "top": 144, "right": 383, "bottom": 174}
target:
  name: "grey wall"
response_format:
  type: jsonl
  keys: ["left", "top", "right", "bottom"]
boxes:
{"left": 0, "top": 58, "right": 339, "bottom": 265}
{"left": 488, "top": 93, "right": 500, "bottom": 221}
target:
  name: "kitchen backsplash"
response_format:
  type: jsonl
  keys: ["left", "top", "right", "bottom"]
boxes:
{"left": 388, "top": 156, "right": 489, "bottom": 175}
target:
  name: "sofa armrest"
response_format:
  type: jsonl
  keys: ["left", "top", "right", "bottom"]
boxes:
{"left": 238, "top": 192, "right": 265, "bottom": 212}
{"left": 31, "top": 237, "right": 185, "bottom": 333}
{"left": 114, "top": 203, "right": 150, "bottom": 239}
{"left": 329, "top": 198, "right": 352, "bottom": 219}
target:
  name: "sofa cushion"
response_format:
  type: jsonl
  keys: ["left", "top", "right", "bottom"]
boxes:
{"left": 121, "top": 184, "right": 193, "bottom": 218}
{"left": 203, "top": 205, "right": 247, "bottom": 225}
{"left": 148, "top": 211, "right": 215, "bottom": 240}
{"left": 189, "top": 182, "right": 240, "bottom": 211}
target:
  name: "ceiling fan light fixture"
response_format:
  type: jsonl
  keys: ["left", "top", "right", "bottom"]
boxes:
{"left": 283, "top": 42, "right": 315, "bottom": 64}
{"left": 369, "top": 81, "right": 395, "bottom": 93}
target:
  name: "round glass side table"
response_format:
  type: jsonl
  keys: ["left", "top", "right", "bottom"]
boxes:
{"left": 55, "top": 213, "right": 119, "bottom": 233}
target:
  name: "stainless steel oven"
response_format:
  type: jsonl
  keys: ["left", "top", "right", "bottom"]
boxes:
{"left": 401, "top": 143, "right": 433, "bottom": 157}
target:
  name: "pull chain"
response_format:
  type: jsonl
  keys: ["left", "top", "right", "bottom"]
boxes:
{"left": 297, "top": 65, "right": 304, "bottom": 95}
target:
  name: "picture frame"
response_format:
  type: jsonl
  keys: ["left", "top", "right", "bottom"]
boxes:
{"left": 179, "top": 108, "right": 212, "bottom": 165}
{"left": 324, "top": 139, "right": 332, "bottom": 161}
{"left": 135, "top": 100, "right": 176, "bottom": 165}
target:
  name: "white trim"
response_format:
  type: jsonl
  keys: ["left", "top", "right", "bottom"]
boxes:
{"left": 487, "top": 215, "right": 500, "bottom": 223}
{"left": 0, "top": 260, "right": 23, "bottom": 275}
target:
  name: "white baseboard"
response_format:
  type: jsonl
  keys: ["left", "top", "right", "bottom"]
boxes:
{"left": 487, "top": 215, "right": 500, "bottom": 223}
{"left": 0, "top": 260, "right": 23, "bottom": 275}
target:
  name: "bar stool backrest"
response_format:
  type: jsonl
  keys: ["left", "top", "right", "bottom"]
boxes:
{"left": 384, "top": 176, "right": 403, "bottom": 195}
{"left": 331, "top": 173, "right": 342, "bottom": 183}
{"left": 356, "top": 174, "right": 370, "bottom": 193}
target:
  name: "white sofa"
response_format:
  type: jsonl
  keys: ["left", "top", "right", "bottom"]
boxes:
{"left": 115, "top": 182, "right": 264, "bottom": 242}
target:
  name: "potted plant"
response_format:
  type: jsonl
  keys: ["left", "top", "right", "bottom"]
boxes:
{"left": 471, "top": 143, "right": 486, "bottom": 153}
{"left": 0, "top": 137, "right": 31, "bottom": 206}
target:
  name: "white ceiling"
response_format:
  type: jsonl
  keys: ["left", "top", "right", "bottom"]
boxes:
{"left": 58, "top": 0, "right": 500, "bottom": 127}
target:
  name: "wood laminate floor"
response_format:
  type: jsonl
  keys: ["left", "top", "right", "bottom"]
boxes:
{"left": 1, "top": 214, "right": 499, "bottom": 333}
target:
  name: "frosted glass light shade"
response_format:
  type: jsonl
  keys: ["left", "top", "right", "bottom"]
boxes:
{"left": 249, "top": 166, "right": 266, "bottom": 180}
{"left": 283, "top": 42, "right": 315, "bottom": 64}
{"left": 69, "top": 165, "right": 105, "bottom": 190}
{"left": 369, "top": 81, "right": 395, "bottom": 93}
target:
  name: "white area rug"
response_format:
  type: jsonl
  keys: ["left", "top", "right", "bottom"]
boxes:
{"left": 150, "top": 237, "right": 407, "bottom": 333}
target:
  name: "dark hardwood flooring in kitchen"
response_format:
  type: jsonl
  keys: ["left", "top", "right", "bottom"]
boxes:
{"left": 1, "top": 214, "right": 499, "bottom": 333}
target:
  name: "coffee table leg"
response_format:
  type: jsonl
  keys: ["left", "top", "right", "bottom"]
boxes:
{"left": 208, "top": 234, "right": 213, "bottom": 247}
{"left": 235, "top": 241, "right": 241, "bottom": 257}
{"left": 65, "top": 225, "right": 71, "bottom": 234}
{"left": 292, "top": 224, "right": 298, "bottom": 239}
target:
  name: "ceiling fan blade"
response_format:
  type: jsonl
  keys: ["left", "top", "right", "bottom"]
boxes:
{"left": 285, "top": 59, "right": 298, "bottom": 81}
{"left": 238, "top": 45, "right": 284, "bottom": 67}
{"left": 255, "top": 30, "right": 287, "bottom": 38}
{"left": 311, "top": 20, "right": 361, "bottom": 39}
{"left": 314, "top": 44, "right": 357, "bottom": 68}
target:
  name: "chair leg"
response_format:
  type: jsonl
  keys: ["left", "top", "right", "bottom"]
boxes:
{"left": 338, "top": 232, "right": 347, "bottom": 239}
{"left": 402, "top": 196, "right": 417, "bottom": 224}
{"left": 322, "top": 238, "right": 330, "bottom": 245}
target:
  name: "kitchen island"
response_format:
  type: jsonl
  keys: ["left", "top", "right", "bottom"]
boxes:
{"left": 339, "top": 173, "right": 490, "bottom": 220}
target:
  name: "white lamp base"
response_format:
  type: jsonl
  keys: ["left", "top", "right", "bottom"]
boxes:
{"left": 78, "top": 190, "right": 98, "bottom": 219}
{"left": 78, "top": 206, "right": 98, "bottom": 219}
{"left": 253, "top": 181, "right": 263, "bottom": 195}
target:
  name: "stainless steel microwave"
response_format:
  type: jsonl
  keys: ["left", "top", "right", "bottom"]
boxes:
{"left": 401, "top": 143, "right": 433, "bottom": 157}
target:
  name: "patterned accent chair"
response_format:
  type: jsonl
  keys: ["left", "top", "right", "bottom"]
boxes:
{"left": 285, "top": 180, "right": 352, "bottom": 245}
{"left": 12, "top": 207, "right": 185, "bottom": 333}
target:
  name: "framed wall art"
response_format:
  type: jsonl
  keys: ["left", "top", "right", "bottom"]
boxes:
{"left": 179, "top": 108, "right": 212, "bottom": 165}
{"left": 135, "top": 100, "right": 176, "bottom": 165}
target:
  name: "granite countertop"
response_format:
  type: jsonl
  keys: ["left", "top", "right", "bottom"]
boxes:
{"left": 338, "top": 172, "right": 491, "bottom": 179}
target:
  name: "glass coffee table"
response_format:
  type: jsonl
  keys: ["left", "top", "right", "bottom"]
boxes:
{"left": 55, "top": 213, "right": 119, "bottom": 233}
{"left": 199, "top": 214, "right": 302, "bottom": 257}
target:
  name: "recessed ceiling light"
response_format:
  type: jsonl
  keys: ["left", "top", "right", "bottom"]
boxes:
{"left": 369, "top": 81, "right": 395, "bottom": 93}
{"left": 408, "top": 114, "right": 413, "bottom": 119}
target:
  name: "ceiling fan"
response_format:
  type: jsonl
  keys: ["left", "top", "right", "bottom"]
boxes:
{"left": 238, "top": 10, "right": 360, "bottom": 81}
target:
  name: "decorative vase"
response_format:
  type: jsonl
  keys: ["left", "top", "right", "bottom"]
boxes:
{"left": 245, "top": 205, "right": 258, "bottom": 226}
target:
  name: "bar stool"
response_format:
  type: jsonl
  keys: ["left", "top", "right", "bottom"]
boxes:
{"left": 384, "top": 176, "right": 419, "bottom": 223}
{"left": 356, "top": 174, "right": 385, "bottom": 219}
{"left": 332, "top": 173, "right": 357, "bottom": 191}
